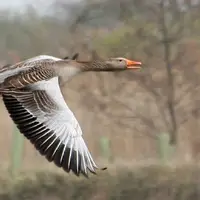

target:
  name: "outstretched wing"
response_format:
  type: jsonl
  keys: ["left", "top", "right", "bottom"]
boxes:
{"left": 2, "top": 77, "right": 98, "bottom": 177}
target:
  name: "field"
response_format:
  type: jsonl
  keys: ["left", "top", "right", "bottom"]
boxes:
{"left": 1, "top": 0, "right": 200, "bottom": 199}
{"left": 0, "top": 164, "right": 200, "bottom": 200}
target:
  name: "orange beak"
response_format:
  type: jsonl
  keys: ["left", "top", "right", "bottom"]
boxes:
{"left": 126, "top": 59, "right": 142, "bottom": 69}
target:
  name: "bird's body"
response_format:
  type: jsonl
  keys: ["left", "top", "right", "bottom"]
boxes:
{"left": 0, "top": 54, "right": 141, "bottom": 177}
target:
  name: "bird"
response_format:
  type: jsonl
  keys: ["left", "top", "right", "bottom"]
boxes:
{"left": 0, "top": 54, "right": 142, "bottom": 177}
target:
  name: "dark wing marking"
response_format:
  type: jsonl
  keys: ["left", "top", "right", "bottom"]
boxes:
{"left": 2, "top": 65, "right": 56, "bottom": 89}
{"left": 71, "top": 53, "right": 79, "bottom": 60}
{"left": 63, "top": 53, "right": 79, "bottom": 60}
{"left": 2, "top": 85, "right": 98, "bottom": 177}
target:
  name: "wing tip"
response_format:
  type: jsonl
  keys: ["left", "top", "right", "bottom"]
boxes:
{"left": 3, "top": 93, "right": 104, "bottom": 178}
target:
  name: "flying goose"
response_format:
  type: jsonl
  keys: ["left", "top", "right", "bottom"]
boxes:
{"left": 0, "top": 55, "right": 142, "bottom": 177}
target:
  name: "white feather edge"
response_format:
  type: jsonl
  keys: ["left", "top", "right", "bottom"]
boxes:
{"left": 0, "top": 55, "right": 62, "bottom": 84}
{"left": 15, "top": 76, "right": 98, "bottom": 173}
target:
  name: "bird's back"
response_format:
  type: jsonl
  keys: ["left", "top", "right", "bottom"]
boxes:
{"left": 0, "top": 55, "right": 63, "bottom": 90}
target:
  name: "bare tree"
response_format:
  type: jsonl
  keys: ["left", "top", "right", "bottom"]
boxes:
{"left": 81, "top": 0, "right": 200, "bottom": 149}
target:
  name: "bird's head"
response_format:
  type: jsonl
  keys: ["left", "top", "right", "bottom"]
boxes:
{"left": 104, "top": 57, "right": 142, "bottom": 71}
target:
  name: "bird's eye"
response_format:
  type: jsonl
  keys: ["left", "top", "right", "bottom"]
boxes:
{"left": 119, "top": 59, "right": 123, "bottom": 62}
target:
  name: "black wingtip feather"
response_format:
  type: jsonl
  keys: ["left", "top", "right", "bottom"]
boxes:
{"left": 2, "top": 94, "right": 97, "bottom": 177}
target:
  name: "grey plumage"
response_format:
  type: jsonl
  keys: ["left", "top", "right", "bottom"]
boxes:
{"left": 0, "top": 54, "right": 141, "bottom": 177}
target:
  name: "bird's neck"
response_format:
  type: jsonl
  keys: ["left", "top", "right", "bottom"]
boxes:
{"left": 54, "top": 60, "right": 109, "bottom": 85}
{"left": 78, "top": 60, "right": 109, "bottom": 71}
{"left": 58, "top": 66, "right": 83, "bottom": 85}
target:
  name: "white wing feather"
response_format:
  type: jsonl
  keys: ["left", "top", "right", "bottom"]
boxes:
{"left": 0, "top": 55, "right": 61, "bottom": 84}
{"left": 2, "top": 76, "right": 98, "bottom": 176}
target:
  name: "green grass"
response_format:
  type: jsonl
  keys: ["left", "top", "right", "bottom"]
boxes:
{"left": 0, "top": 164, "right": 200, "bottom": 200}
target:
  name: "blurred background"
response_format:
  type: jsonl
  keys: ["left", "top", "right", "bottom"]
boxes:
{"left": 1, "top": 0, "right": 200, "bottom": 199}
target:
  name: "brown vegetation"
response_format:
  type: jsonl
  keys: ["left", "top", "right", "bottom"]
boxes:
{"left": 0, "top": 0, "right": 200, "bottom": 182}
{"left": 1, "top": 165, "right": 200, "bottom": 200}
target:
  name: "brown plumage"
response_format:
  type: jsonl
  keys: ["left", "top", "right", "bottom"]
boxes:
{"left": 0, "top": 56, "right": 141, "bottom": 90}
{"left": 0, "top": 54, "right": 142, "bottom": 177}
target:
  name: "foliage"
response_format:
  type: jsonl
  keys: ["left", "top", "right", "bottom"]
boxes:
{"left": 1, "top": 165, "right": 200, "bottom": 200}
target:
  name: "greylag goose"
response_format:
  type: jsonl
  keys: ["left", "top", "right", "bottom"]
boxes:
{"left": 0, "top": 55, "right": 142, "bottom": 177}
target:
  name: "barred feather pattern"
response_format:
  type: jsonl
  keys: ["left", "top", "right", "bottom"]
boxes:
{"left": 2, "top": 77, "right": 98, "bottom": 177}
